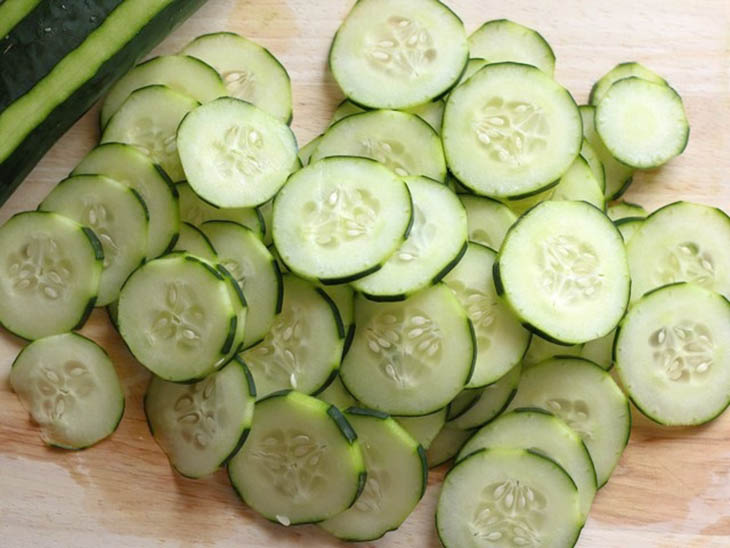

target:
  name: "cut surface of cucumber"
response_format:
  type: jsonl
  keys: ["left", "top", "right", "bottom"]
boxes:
{"left": 580, "top": 331, "right": 615, "bottom": 371}
{"left": 426, "top": 423, "right": 474, "bottom": 468}
{"left": 329, "top": 0, "right": 468, "bottom": 109}
{"left": 581, "top": 139, "right": 606, "bottom": 193}
{"left": 272, "top": 157, "right": 412, "bottom": 284}
{"left": 437, "top": 448, "right": 582, "bottom": 548}
{"left": 394, "top": 407, "right": 447, "bottom": 450}
{"left": 298, "top": 135, "right": 323, "bottom": 166}
{"left": 523, "top": 336, "right": 583, "bottom": 369}
{"left": 320, "top": 409, "right": 426, "bottom": 541}
{"left": 404, "top": 100, "right": 444, "bottom": 133}
{"left": 447, "top": 388, "right": 482, "bottom": 421}
{"left": 551, "top": 155, "right": 605, "bottom": 210}
{"left": 40, "top": 175, "right": 148, "bottom": 307}
{"left": 443, "top": 62, "right": 581, "bottom": 199}
{"left": 496, "top": 200, "right": 630, "bottom": 344}
{"left": 341, "top": 284, "right": 474, "bottom": 416}
{"left": 145, "top": 357, "right": 256, "bottom": 478}
{"left": 176, "top": 182, "right": 262, "bottom": 238}
{"left": 452, "top": 57, "right": 488, "bottom": 89}
{"left": 318, "top": 375, "right": 358, "bottom": 411}
{"left": 615, "top": 283, "right": 730, "bottom": 426}
{"left": 459, "top": 195, "right": 517, "bottom": 250}
{"left": 173, "top": 222, "right": 218, "bottom": 261}
{"left": 615, "top": 217, "right": 644, "bottom": 244}
{"left": 449, "top": 364, "right": 522, "bottom": 430}
{"left": 330, "top": 100, "right": 366, "bottom": 126}
{"left": 10, "top": 333, "right": 124, "bottom": 449}
{"left": 589, "top": 61, "right": 667, "bottom": 106}
{"left": 468, "top": 19, "right": 555, "bottom": 75}
{"left": 607, "top": 200, "right": 648, "bottom": 221}
{"left": 0, "top": 211, "right": 102, "bottom": 340}
{"left": 228, "top": 391, "right": 365, "bottom": 525}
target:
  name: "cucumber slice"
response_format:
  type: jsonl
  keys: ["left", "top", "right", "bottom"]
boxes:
{"left": 100, "top": 55, "right": 226, "bottom": 128}
{"left": 329, "top": 0, "right": 468, "bottom": 109}
{"left": 177, "top": 97, "right": 298, "bottom": 208}
{"left": 496, "top": 200, "right": 630, "bottom": 344}
{"left": 144, "top": 357, "right": 256, "bottom": 478}
{"left": 176, "top": 182, "right": 262, "bottom": 238}
{"left": 101, "top": 84, "right": 200, "bottom": 182}
{"left": 458, "top": 409, "right": 597, "bottom": 521}
{"left": 523, "top": 336, "right": 583, "bottom": 368}
{"left": 330, "top": 99, "right": 366, "bottom": 126}
{"left": 215, "top": 261, "right": 248, "bottom": 360}
{"left": 426, "top": 423, "right": 474, "bottom": 468}
{"left": 73, "top": 142, "right": 180, "bottom": 259}
{"left": 394, "top": 407, "right": 447, "bottom": 450}
{"left": 228, "top": 391, "right": 366, "bottom": 525}
{"left": 173, "top": 222, "right": 218, "bottom": 261}
{"left": 468, "top": 19, "right": 556, "bottom": 75}
{"left": 615, "top": 283, "right": 730, "bottom": 425}
{"left": 437, "top": 448, "right": 582, "bottom": 547}
{"left": 341, "top": 284, "right": 475, "bottom": 416}
{"left": 352, "top": 176, "right": 467, "bottom": 300}
{"left": 589, "top": 61, "right": 667, "bottom": 106}
{"left": 443, "top": 63, "right": 581, "bottom": 199}
{"left": 626, "top": 202, "right": 730, "bottom": 301}
{"left": 240, "top": 275, "right": 343, "bottom": 399}
{"left": 258, "top": 199, "right": 274, "bottom": 246}
{"left": 181, "top": 32, "right": 293, "bottom": 123}
{"left": 40, "top": 175, "right": 148, "bottom": 307}
{"left": 459, "top": 195, "right": 517, "bottom": 249}
{"left": 118, "top": 253, "right": 237, "bottom": 382}
{"left": 320, "top": 408, "right": 426, "bottom": 541}
{"left": 0, "top": 211, "right": 102, "bottom": 339}
{"left": 298, "top": 135, "right": 322, "bottom": 166}
{"left": 453, "top": 57, "right": 489, "bottom": 88}
{"left": 449, "top": 364, "right": 522, "bottom": 430}
{"left": 596, "top": 77, "right": 689, "bottom": 169}
{"left": 272, "top": 157, "right": 412, "bottom": 284}
{"left": 607, "top": 200, "right": 648, "bottom": 221}
{"left": 443, "top": 244, "right": 530, "bottom": 387}
{"left": 581, "top": 139, "right": 606, "bottom": 193}
{"left": 312, "top": 110, "right": 447, "bottom": 182}
{"left": 581, "top": 331, "right": 615, "bottom": 370}
{"left": 318, "top": 375, "right": 358, "bottom": 410}
{"left": 404, "top": 100, "right": 444, "bottom": 133}
{"left": 551, "top": 155, "right": 605, "bottom": 210}
{"left": 507, "top": 357, "right": 631, "bottom": 487}
{"left": 447, "top": 388, "right": 482, "bottom": 420}
{"left": 615, "top": 216, "right": 643, "bottom": 243}
{"left": 10, "top": 333, "right": 124, "bottom": 449}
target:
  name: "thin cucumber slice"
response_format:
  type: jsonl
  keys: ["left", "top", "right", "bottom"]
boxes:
{"left": 615, "top": 216, "right": 644, "bottom": 243}
{"left": 468, "top": 19, "right": 556, "bottom": 75}
{"left": 404, "top": 100, "right": 444, "bottom": 133}
{"left": 258, "top": 199, "right": 274, "bottom": 246}
{"left": 73, "top": 142, "right": 180, "bottom": 259}
{"left": 341, "top": 284, "right": 475, "bottom": 416}
{"left": 443, "top": 63, "right": 581, "bottom": 199}
{"left": 272, "top": 157, "right": 412, "bottom": 284}
{"left": 176, "top": 182, "right": 262, "bottom": 238}
{"left": 100, "top": 55, "right": 226, "bottom": 128}
{"left": 240, "top": 275, "right": 344, "bottom": 399}
{"left": 319, "top": 284, "right": 355, "bottom": 354}
{"left": 40, "top": 175, "right": 148, "bottom": 306}
{"left": 352, "top": 176, "right": 467, "bottom": 300}
{"left": 437, "top": 448, "right": 582, "bottom": 547}
{"left": 449, "top": 364, "right": 522, "bottom": 430}
{"left": 101, "top": 85, "right": 200, "bottom": 182}
{"left": 458, "top": 409, "right": 597, "bottom": 521}
{"left": 523, "top": 336, "right": 583, "bottom": 368}
{"left": 394, "top": 407, "right": 447, "bottom": 450}
{"left": 580, "top": 105, "right": 634, "bottom": 200}
{"left": 443, "top": 244, "right": 529, "bottom": 387}
{"left": 496, "top": 201, "right": 630, "bottom": 344}
{"left": 177, "top": 97, "right": 298, "bottom": 208}
{"left": 330, "top": 99, "right": 366, "bottom": 126}
{"left": 453, "top": 57, "right": 489, "bottom": 88}
{"left": 459, "top": 195, "right": 517, "bottom": 250}
{"left": 298, "top": 135, "right": 322, "bottom": 166}
{"left": 0, "top": 212, "right": 102, "bottom": 339}
{"left": 10, "top": 333, "right": 123, "bottom": 449}
{"left": 551, "top": 155, "right": 605, "bottom": 210}
{"left": 144, "top": 357, "right": 256, "bottom": 478}
{"left": 596, "top": 77, "right": 689, "bottom": 169}
{"left": 426, "top": 423, "right": 474, "bottom": 468}
{"left": 228, "top": 391, "right": 366, "bottom": 525}
{"left": 581, "top": 331, "right": 615, "bottom": 371}
{"left": 201, "top": 221, "right": 282, "bottom": 349}
{"left": 507, "top": 357, "right": 631, "bottom": 487}
{"left": 215, "top": 261, "right": 248, "bottom": 360}
{"left": 589, "top": 61, "right": 667, "bottom": 106}
{"left": 447, "top": 389, "right": 482, "bottom": 421}
{"left": 181, "top": 32, "right": 293, "bottom": 123}
{"left": 581, "top": 139, "right": 606, "bottom": 193}
{"left": 626, "top": 202, "right": 730, "bottom": 301}
{"left": 615, "top": 283, "right": 730, "bottom": 425}
{"left": 329, "top": 0, "right": 469, "bottom": 109}
{"left": 118, "top": 254, "right": 237, "bottom": 382}
{"left": 173, "top": 222, "right": 218, "bottom": 261}
{"left": 320, "top": 409, "right": 426, "bottom": 541}
{"left": 318, "top": 375, "right": 358, "bottom": 410}
{"left": 607, "top": 200, "right": 648, "bottom": 221}
{"left": 312, "top": 110, "right": 447, "bottom": 182}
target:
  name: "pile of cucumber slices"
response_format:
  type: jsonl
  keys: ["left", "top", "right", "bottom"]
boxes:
{"left": 2, "top": 0, "right": 730, "bottom": 545}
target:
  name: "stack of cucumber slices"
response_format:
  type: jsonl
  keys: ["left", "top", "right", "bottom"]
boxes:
{"left": 1, "top": 0, "right": 728, "bottom": 545}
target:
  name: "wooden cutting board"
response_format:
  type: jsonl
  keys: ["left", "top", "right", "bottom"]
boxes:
{"left": 1, "top": 0, "right": 729, "bottom": 546}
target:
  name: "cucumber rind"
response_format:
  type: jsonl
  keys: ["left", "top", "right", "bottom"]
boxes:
{"left": 589, "top": 61, "right": 668, "bottom": 106}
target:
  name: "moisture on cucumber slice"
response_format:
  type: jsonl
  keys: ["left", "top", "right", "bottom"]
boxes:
{"left": 496, "top": 200, "right": 630, "bottom": 344}
{"left": 615, "top": 283, "right": 730, "bottom": 426}
{"left": 329, "top": 0, "right": 469, "bottom": 109}
{"left": 426, "top": 423, "right": 474, "bottom": 468}
{"left": 298, "top": 135, "right": 322, "bottom": 166}
{"left": 100, "top": 55, "right": 226, "bottom": 128}
{"left": 176, "top": 182, "right": 263, "bottom": 238}
{"left": 596, "top": 77, "right": 689, "bottom": 169}
{"left": 607, "top": 200, "right": 648, "bottom": 221}
{"left": 240, "top": 275, "right": 343, "bottom": 399}
{"left": 145, "top": 357, "right": 256, "bottom": 478}
{"left": 507, "top": 357, "right": 631, "bottom": 487}
{"left": 394, "top": 407, "right": 447, "bottom": 450}
{"left": 173, "top": 222, "right": 218, "bottom": 261}
{"left": 437, "top": 448, "right": 582, "bottom": 548}
{"left": 589, "top": 61, "right": 667, "bottom": 106}
{"left": 404, "top": 100, "right": 444, "bottom": 133}
{"left": 40, "top": 175, "right": 148, "bottom": 307}
{"left": 615, "top": 216, "right": 644, "bottom": 244}
{"left": 272, "top": 156, "right": 412, "bottom": 284}
{"left": 0, "top": 211, "right": 102, "bottom": 340}
{"left": 318, "top": 375, "right": 358, "bottom": 410}
{"left": 449, "top": 364, "right": 522, "bottom": 430}
{"left": 468, "top": 19, "right": 555, "bottom": 75}
{"left": 312, "top": 110, "right": 447, "bottom": 182}
{"left": 181, "top": 32, "right": 293, "bottom": 123}
{"left": 341, "top": 284, "right": 474, "bottom": 416}
{"left": 228, "top": 390, "right": 366, "bottom": 525}
{"left": 443, "top": 62, "right": 581, "bottom": 199}
{"left": 73, "top": 142, "right": 180, "bottom": 258}
{"left": 581, "top": 139, "right": 606, "bottom": 194}
{"left": 459, "top": 195, "right": 517, "bottom": 250}
{"left": 551, "top": 155, "right": 605, "bottom": 210}
{"left": 320, "top": 408, "right": 426, "bottom": 541}
{"left": 101, "top": 85, "right": 200, "bottom": 182}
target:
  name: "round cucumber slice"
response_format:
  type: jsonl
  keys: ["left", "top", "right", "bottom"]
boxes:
{"left": 449, "top": 364, "right": 522, "bottom": 430}
{"left": 10, "top": 333, "right": 124, "bottom": 449}
{"left": 330, "top": 99, "right": 366, "bottom": 126}
{"left": 173, "top": 222, "right": 218, "bottom": 261}
{"left": 523, "top": 336, "right": 583, "bottom": 369}
{"left": 426, "top": 423, "right": 474, "bottom": 468}
{"left": 615, "top": 217, "right": 644, "bottom": 244}
{"left": 318, "top": 375, "right": 358, "bottom": 411}
{"left": 452, "top": 57, "right": 489, "bottom": 89}
{"left": 447, "top": 388, "right": 482, "bottom": 421}
{"left": 394, "top": 407, "right": 447, "bottom": 450}
{"left": 589, "top": 61, "right": 667, "bottom": 106}
{"left": 404, "top": 99, "right": 444, "bottom": 133}
{"left": 176, "top": 182, "right": 263, "bottom": 238}
{"left": 551, "top": 155, "right": 605, "bottom": 210}
{"left": 459, "top": 195, "right": 517, "bottom": 250}
{"left": 607, "top": 200, "right": 648, "bottom": 221}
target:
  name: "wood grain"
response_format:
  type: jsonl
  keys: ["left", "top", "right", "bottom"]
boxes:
{"left": 1, "top": 1, "right": 729, "bottom": 546}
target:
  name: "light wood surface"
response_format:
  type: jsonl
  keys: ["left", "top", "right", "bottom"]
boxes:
{"left": 2, "top": 1, "right": 730, "bottom": 546}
